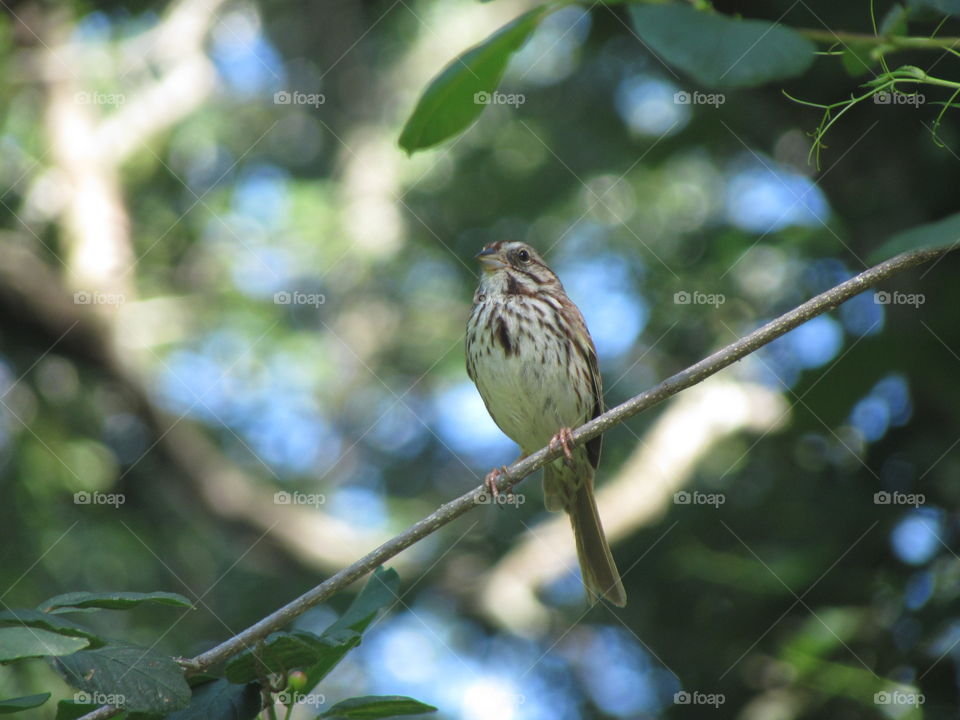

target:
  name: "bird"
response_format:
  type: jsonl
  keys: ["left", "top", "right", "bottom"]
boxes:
{"left": 465, "top": 240, "right": 626, "bottom": 606}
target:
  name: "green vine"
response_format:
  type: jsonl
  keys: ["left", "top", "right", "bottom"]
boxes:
{"left": 785, "top": 67, "right": 960, "bottom": 167}
{"left": 786, "top": 2, "right": 960, "bottom": 167}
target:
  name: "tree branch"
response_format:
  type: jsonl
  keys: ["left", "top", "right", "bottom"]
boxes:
{"left": 797, "top": 28, "right": 960, "bottom": 50}
{"left": 478, "top": 377, "right": 789, "bottom": 632}
{"left": 76, "top": 244, "right": 954, "bottom": 720}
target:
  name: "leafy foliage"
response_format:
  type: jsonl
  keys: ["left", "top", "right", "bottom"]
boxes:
{"left": 0, "top": 694, "right": 51, "bottom": 714}
{"left": 225, "top": 567, "right": 398, "bottom": 685}
{"left": 0, "top": 627, "right": 91, "bottom": 663}
{"left": 2, "top": 0, "right": 960, "bottom": 718}
{"left": 165, "top": 679, "right": 261, "bottom": 720}
{"left": 399, "top": 6, "right": 550, "bottom": 153}
{"left": 0, "top": 569, "right": 423, "bottom": 719}
{"left": 870, "top": 210, "right": 960, "bottom": 261}
{"left": 39, "top": 591, "right": 193, "bottom": 614}
{"left": 628, "top": 5, "right": 815, "bottom": 88}
{"left": 224, "top": 629, "right": 362, "bottom": 684}
{"left": 318, "top": 695, "right": 438, "bottom": 719}
{"left": 0, "top": 610, "right": 104, "bottom": 657}
{"left": 53, "top": 643, "right": 192, "bottom": 714}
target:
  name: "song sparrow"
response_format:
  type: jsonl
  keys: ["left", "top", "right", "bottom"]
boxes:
{"left": 466, "top": 241, "right": 627, "bottom": 607}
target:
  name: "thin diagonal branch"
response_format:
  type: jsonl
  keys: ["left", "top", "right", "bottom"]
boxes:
{"left": 77, "top": 243, "right": 955, "bottom": 720}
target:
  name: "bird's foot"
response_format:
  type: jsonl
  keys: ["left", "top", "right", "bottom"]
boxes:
{"left": 484, "top": 465, "right": 510, "bottom": 500}
{"left": 549, "top": 427, "right": 576, "bottom": 463}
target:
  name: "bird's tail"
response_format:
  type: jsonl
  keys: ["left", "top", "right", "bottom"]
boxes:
{"left": 545, "top": 463, "right": 627, "bottom": 607}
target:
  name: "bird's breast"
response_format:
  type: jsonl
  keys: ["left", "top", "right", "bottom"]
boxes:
{"left": 467, "top": 297, "right": 590, "bottom": 451}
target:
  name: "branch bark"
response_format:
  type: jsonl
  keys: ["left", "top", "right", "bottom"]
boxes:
{"left": 76, "top": 244, "right": 954, "bottom": 720}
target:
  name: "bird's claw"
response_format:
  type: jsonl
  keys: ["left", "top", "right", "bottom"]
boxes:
{"left": 484, "top": 466, "right": 509, "bottom": 499}
{"left": 549, "top": 427, "right": 575, "bottom": 462}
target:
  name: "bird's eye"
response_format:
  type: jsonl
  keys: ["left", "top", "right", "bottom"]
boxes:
{"left": 517, "top": 249, "right": 531, "bottom": 263}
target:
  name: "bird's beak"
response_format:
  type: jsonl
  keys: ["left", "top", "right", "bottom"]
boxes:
{"left": 476, "top": 247, "right": 505, "bottom": 272}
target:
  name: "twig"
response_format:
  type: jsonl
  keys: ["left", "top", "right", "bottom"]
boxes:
{"left": 75, "top": 244, "right": 955, "bottom": 720}
{"left": 797, "top": 28, "right": 960, "bottom": 50}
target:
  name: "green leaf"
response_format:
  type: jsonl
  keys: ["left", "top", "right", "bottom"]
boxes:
{"left": 398, "top": 6, "right": 550, "bottom": 154}
{"left": 869, "top": 211, "right": 960, "bottom": 262}
{"left": 165, "top": 678, "right": 260, "bottom": 720}
{"left": 186, "top": 673, "right": 222, "bottom": 688}
{"left": 0, "top": 610, "right": 103, "bottom": 649}
{"left": 879, "top": 3, "right": 912, "bottom": 35}
{"left": 840, "top": 43, "right": 876, "bottom": 77}
{"left": 304, "top": 567, "right": 400, "bottom": 687}
{"left": 0, "top": 627, "right": 90, "bottom": 662}
{"left": 39, "top": 591, "right": 193, "bottom": 614}
{"left": 319, "top": 695, "right": 438, "bottom": 719}
{"left": 53, "top": 643, "right": 191, "bottom": 714}
{"left": 225, "top": 568, "right": 399, "bottom": 686}
{"left": 224, "top": 630, "right": 361, "bottom": 684}
{"left": 53, "top": 701, "right": 136, "bottom": 720}
{"left": 780, "top": 608, "right": 860, "bottom": 667}
{"left": 908, "top": 0, "right": 960, "bottom": 16}
{"left": 54, "top": 701, "right": 101, "bottom": 720}
{"left": 629, "top": 5, "right": 815, "bottom": 88}
{"left": 296, "top": 628, "right": 362, "bottom": 690}
{"left": 0, "top": 693, "right": 51, "bottom": 714}
{"left": 326, "top": 567, "right": 399, "bottom": 637}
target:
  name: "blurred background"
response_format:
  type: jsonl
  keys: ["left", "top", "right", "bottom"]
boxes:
{"left": 1, "top": 0, "right": 960, "bottom": 717}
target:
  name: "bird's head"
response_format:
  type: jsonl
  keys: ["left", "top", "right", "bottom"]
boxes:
{"left": 474, "top": 241, "right": 560, "bottom": 296}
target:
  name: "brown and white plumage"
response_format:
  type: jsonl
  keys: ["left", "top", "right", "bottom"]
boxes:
{"left": 466, "top": 240, "right": 626, "bottom": 607}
